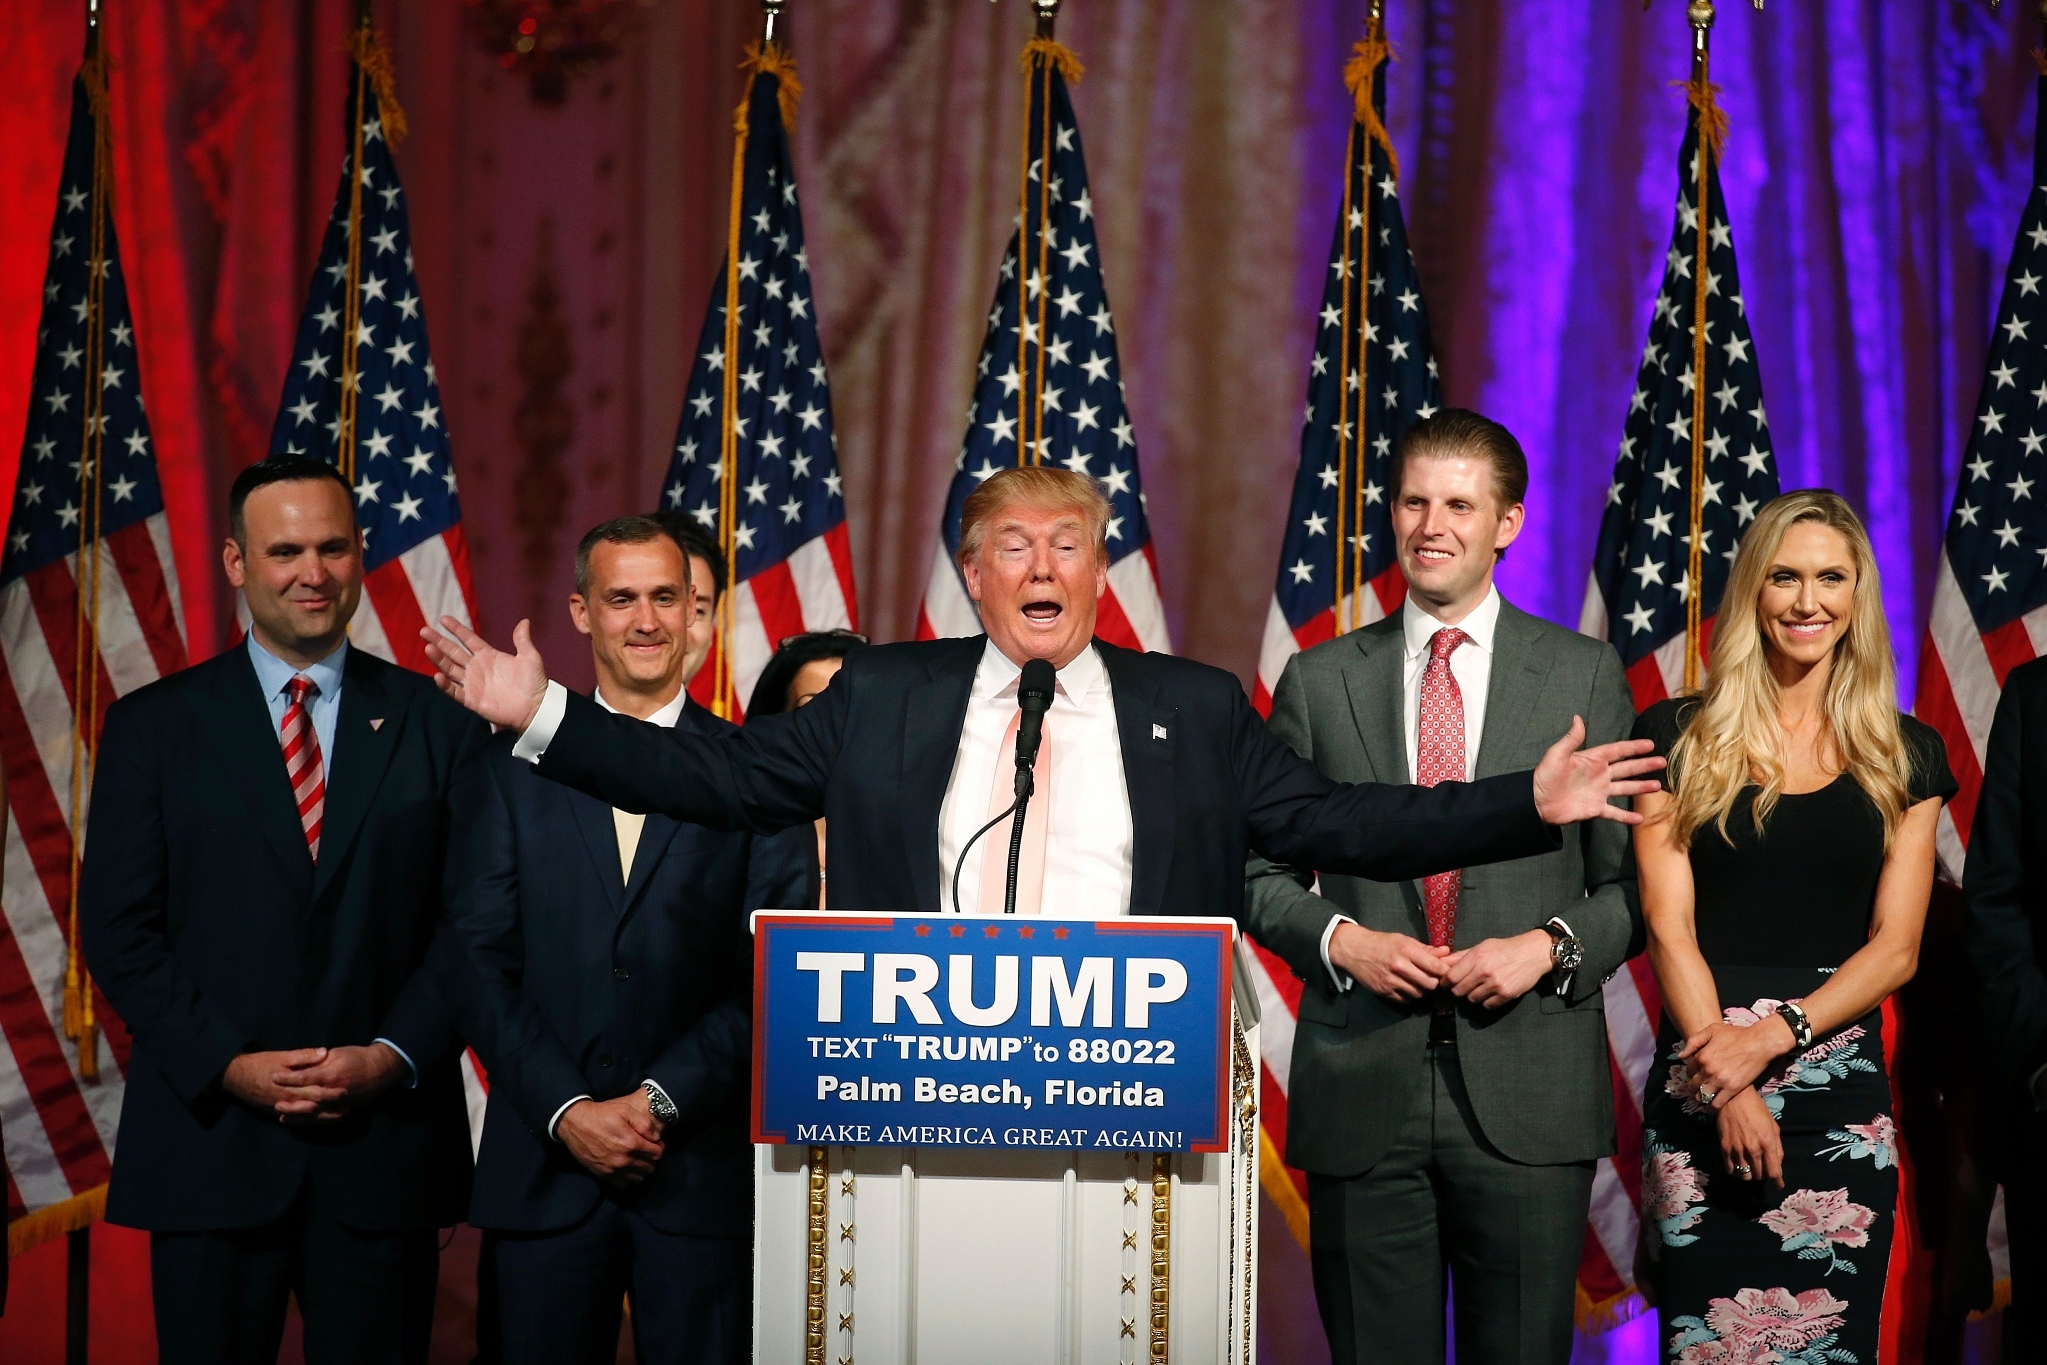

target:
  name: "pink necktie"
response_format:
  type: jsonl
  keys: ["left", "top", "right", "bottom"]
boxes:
{"left": 281, "top": 674, "right": 325, "bottom": 860}
{"left": 1415, "top": 628, "right": 1469, "bottom": 947}
{"left": 977, "top": 706, "right": 1051, "bottom": 916}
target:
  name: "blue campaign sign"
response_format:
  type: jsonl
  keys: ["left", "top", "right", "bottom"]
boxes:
{"left": 751, "top": 912, "right": 1235, "bottom": 1153}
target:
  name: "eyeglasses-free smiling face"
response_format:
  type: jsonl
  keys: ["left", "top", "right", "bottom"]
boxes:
{"left": 1391, "top": 452, "right": 1523, "bottom": 622}
{"left": 1757, "top": 520, "right": 1857, "bottom": 667}
{"left": 224, "top": 477, "right": 364, "bottom": 667}
{"left": 960, "top": 501, "right": 1107, "bottom": 670}
{"left": 571, "top": 537, "right": 695, "bottom": 702}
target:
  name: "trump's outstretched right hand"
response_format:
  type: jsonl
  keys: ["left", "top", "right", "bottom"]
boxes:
{"left": 421, "top": 616, "right": 549, "bottom": 733}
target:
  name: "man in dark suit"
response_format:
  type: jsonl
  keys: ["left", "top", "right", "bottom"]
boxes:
{"left": 420, "top": 465, "right": 1660, "bottom": 923}
{"left": 79, "top": 458, "right": 488, "bottom": 1363}
{"left": 1965, "top": 655, "right": 2047, "bottom": 1358}
{"left": 448, "top": 517, "right": 807, "bottom": 1364}
{"left": 1244, "top": 411, "right": 1639, "bottom": 1365}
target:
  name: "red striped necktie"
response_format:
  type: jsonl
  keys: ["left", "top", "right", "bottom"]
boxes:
{"left": 281, "top": 674, "right": 326, "bottom": 860}
{"left": 1416, "top": 627, "right": 1470, "bottom": 947}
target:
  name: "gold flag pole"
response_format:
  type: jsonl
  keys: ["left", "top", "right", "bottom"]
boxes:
{"left": 1680, "top": 1, "right": 1712, "bottom": 691}
{"left": 64, "top": 0, "right": 114, "bottom": 1080}
{"left": 1336, "top": 0, "right": 1395, "bottom": 635}
{"left": 711, "top": 0, "right": 795, "bottom": 720}
{"left": 336, "top": 1, "right": 374, "bottom": 486}
{"left": 1016, "top": 0, "right": 1070, "bottom": 469}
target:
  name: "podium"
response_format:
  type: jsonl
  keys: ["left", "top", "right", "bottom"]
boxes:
{"left": 749, "top": 911, "right": 1262, "bottom": 1364}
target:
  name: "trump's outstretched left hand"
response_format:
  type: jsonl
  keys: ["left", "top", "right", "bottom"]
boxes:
{"left": 421, "top": 616, "right": 550, "bottom": 733}
{"left": 1529, "top": 716, "right": 1664, "bottom": 826}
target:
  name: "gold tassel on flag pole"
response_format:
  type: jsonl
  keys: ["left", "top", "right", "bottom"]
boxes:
{"left": 711, "top": 2, "right": 802, "bottom": 719}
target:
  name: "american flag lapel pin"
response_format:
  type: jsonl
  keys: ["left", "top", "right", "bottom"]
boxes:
{"left": 1152, "top": 723, "right": 1167, "bottom": 741}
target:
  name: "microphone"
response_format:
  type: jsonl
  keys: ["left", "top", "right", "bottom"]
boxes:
{"left": 1002, "top": 658, "right": 1057, "bottom": 913}
{"left": 1012, "top": 658, "right": 1056, "bottom": 795}
{"left": 948, "top": 657, "right": 1060, "bottom": 916}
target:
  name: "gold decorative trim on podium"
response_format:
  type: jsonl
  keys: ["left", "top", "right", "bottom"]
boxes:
{"left": 836, "top": 1158, "right": 857, "bottom": 1365}
{"left": 1120, "top": 1156, "right": 1141, "bottom": 1362}
{"left": 1149, "top": 1152, "right": 1172, "bottom": 1362}
{"left": 1233, "top": 1020, "right": 1259, "bottom": 1365}
{"left": 805, "top": 1146, "right": 829, "bottom": 1365}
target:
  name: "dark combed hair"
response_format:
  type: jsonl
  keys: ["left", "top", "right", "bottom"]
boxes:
{"left": 648, "top": 511, "right": 729, "bottom": 606}
{"left": 1394, "top": 407, "right": 1530, "bottom": 511}
{"left": 573, "top": 516, "right": 684, "bottom": 596}
{"left": 747, "top": 631, "right": 867, "bottom": 721}
{"left": 229, "top": 457, "right": 356, "bottom": 542}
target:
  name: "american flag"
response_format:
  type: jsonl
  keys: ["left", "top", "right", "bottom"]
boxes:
{"left": 2, "top": 58, "right": 187, "bottom": 1244}
{"left": 1575, "top": 86, "right": 1779, "bottom": 1327}
{"left": 268, "top": 42, "right": 475, "bottom": 675}
{"left": 1251, "top": 37, "right": 1440, "bottom": 714}
{"left": 1237, "top": 29, "right": 1443, "bottom": 1263}
{"left": 915, "top": 41, "right": 1169, "bottom": 653}
{"left": 665, "top": 48, "right": 856, "bottom": 721}
{"left": 1914, "top": 73, "right": 2047, "bottom": 885}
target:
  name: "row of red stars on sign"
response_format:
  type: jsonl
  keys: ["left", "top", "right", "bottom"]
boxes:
{"left": 911, "top": 923, "right": 1071, "bottom": 939}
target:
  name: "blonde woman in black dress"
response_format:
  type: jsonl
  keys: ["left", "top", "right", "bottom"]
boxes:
{"left": 1631, "top": 490, "right": 1952, "bottom": 1364}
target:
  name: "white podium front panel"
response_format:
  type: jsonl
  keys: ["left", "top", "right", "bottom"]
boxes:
{"left": 754, "top": 1008, "right": 1260, "bottom": 1364}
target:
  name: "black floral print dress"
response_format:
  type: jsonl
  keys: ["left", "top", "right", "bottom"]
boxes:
{"left": 1632, "top": 700, "right": 1954, "bottom": 1365}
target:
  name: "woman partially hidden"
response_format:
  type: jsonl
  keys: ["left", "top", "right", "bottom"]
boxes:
{"left": 1631, "top": 490, "right": 1952, "bottom": 1364}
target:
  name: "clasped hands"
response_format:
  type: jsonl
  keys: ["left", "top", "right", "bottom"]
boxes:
{"left": 1680, "top": 1013, "right": 1800, "bottom": 1187}
{"left": 1328, "top": 922, "right": 1554, "bottom": 1008}
{"left": 556, "top": 1090, "right": 667, "bottom": 1187}
{"left": 222, "top": 1043, "right": 407, "bottom": 1125}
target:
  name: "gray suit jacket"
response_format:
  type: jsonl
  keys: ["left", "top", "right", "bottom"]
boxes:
{"left": 1243, "top": 599, "right": 1641, "bottom": 1176}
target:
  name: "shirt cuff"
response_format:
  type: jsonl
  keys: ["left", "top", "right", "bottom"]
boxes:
{"left": 547, "top": 1094, "right": 593, "bottom": 1142}
{"left": 1319, "top": 915, "right": 1356, "bottom": 993}
{"left": 372, "top": 1037, "right": 418, "bottom": 1089}
{"left": 511, "top": 681, "right": 570, "bottom": 764}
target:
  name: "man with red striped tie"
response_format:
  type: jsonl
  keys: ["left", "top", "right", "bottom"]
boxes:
{"left": 80, "top": 457, "right": 490, "bottom": 1364}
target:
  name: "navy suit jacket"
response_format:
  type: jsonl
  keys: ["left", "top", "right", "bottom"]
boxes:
{"left": 1966, "top": 655, "right": 2047, "bottom": 1093}
{"left": 532, "top": 636, "right": 1559, "bottom": 920}
{"left": 80, "top": 644, "right": 488, "bottom": 1232}
{"left": 447, "top": 700, "right": 810, "bottom": 1236}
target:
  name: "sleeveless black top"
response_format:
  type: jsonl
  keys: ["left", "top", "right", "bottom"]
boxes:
{"left": 1632, "top": 698, "right": 1955, "bottom": 969}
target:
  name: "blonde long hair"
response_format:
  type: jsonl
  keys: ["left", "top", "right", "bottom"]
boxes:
{"left": 1665, "top": 490, "right": 1913, "bottom": 851}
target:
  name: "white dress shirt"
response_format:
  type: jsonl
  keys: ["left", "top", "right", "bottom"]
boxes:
{"left": 1399, "top": 585, "right": 1500, "bottom": 784}
{"left": 937, "top": 641, "right": 1135, "bottom": 918}
{"left": 543, "top": 684, "right": 689, "bottom": 1142}
{"left": 1319, "top": 587, "right": 1502, "bottom": 990}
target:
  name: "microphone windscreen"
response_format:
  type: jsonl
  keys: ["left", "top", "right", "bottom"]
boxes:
{"left": 1019, "top": 658, "right": 1057, "bottom": 710}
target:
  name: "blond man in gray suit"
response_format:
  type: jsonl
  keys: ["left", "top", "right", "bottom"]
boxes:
{"left": 1245, "top": 410, "right": 1641, "bottom": 1365}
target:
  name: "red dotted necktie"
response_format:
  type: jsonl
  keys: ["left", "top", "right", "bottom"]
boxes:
{"left": 281, "top": 674, "right": 325, "bottom": 860}
{"left": 1415, "top": 628, "right": 1470, "bottom": 948}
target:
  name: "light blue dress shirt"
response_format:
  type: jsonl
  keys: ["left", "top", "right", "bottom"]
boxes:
{"left": 246, "top": 632, "right": 346, "bottom": 766}
{"left": 245, "top": 632, "right": 417, "bottom": 1087}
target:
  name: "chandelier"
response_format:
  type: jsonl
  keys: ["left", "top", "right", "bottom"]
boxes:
{"left": 462, "top": 0, "right": 651, "bottom": 106}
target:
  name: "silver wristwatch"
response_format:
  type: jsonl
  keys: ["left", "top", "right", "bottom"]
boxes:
{"left": 643, "top": 1081, "right": 679, "bottom": 1126}
{"left": 1541, "top": 917, "right": 1584, "bottom": 998}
